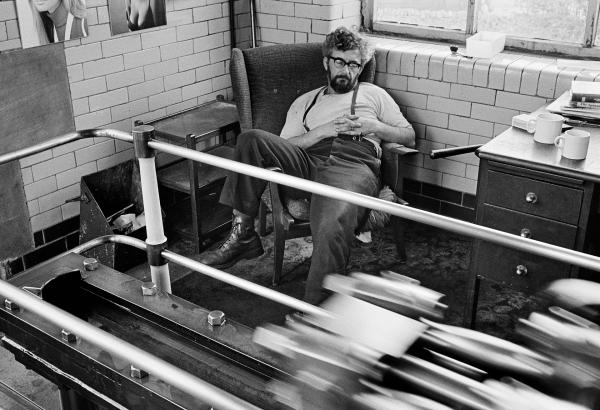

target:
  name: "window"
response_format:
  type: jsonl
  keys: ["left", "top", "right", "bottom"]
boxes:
{"left": 364, "top": 0, "right": 600, "bottom": 58}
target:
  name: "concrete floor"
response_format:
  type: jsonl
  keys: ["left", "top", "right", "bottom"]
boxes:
{"left": 2, "top": 215, "right": 511, "bottom": 409}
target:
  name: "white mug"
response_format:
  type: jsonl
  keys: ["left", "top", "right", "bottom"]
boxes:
{"left": 554, "top": 129, "right": 590, "bottom": 160}
{"left": 534, "top": 113, "right": 564, "bottom": 144}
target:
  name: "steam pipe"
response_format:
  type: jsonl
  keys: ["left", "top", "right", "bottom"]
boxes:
{"left": 249, "top": 0, "right": 257, "bottom": 47}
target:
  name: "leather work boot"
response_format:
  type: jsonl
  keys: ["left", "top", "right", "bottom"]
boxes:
{"left": 198, "top": 214, "right": 264, "bottom": 269}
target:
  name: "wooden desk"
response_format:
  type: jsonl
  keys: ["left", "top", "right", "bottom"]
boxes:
{"left": 142, "top": 100, "right": 240, "bottom": 251}
{"left": 466, "top": 125, "right": 600, "bottom": 331}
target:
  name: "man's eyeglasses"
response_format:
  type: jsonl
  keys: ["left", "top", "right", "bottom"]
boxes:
{"left": 328, "top": 56, "right": 362, "bottom": 71}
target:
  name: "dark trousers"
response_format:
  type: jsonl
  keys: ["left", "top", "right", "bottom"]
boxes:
{"left": 220, "top": 129, "right": 381, "bottom": 304}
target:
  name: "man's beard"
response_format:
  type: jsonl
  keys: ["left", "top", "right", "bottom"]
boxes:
{"left": 328, "top": 72, "right": 357, "bottom": 93}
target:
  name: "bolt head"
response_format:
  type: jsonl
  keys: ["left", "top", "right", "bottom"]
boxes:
{"left": 130, "top": 364, "right": 148, "bottom": 379}
{"left": 4, "top": 299, "right": 19, "bottom": 311}
{"left": 207, "top": 310, "right": 226, "bottom": 326}
{"left": 61, "top": 329, "right": 77, "bottom": 343}
{"left": 83, "top": 258, "right": 99, "bottom": 271}
{"left": 141, "top": 281, "right": 157, "bottom": 296}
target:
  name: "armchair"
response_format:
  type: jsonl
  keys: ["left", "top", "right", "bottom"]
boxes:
{"left": 230, "top": 43, "right": 417, "bottom": 285}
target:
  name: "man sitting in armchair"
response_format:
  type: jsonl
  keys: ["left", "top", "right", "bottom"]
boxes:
{"left": 199, "top": 26, "right": 415, "bottom": 305}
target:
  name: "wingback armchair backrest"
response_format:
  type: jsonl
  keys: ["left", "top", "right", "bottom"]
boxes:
{"left": 230, "top": 43, "right": 376, "bottom": 135}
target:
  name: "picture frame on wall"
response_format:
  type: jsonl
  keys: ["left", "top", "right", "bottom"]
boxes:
{"left": 16, "top": 0, "right": 89, "bottom": 48}
{"left": 108, "top": 0, "right": 167, "bottom": 36}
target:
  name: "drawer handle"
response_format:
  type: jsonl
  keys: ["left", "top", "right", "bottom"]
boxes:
{"left": 515, "top": 264, "right": 528, "bottom": 276}
{"left": 525, "top": 192, "right": 538, "bottom": 204}
{"left": 520, "top": 228, "right": 532, "bottom": 239}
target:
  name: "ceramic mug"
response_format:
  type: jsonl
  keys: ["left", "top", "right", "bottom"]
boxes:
{"left": 554, "top": 129, "right": 591, "bottom": 160}
{"left": 534, "top": 113, "right": 564, "bottom": 144}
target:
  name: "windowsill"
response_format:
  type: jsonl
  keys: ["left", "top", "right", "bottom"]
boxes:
{"left": 366, "top": 33, "right": 600, "bottom": 101}
{"left": 371, "top": 22, "right": 600, "bottom": 60}
{"left": 367, "top": 33, "right": 600, "bottom": 72}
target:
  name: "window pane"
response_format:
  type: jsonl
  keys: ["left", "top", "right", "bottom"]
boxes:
{"left": 374, "top": 0, "right": 466, "bottom": 31}
{"left": 478, "top": 0, "right": 587, "bottom": 44}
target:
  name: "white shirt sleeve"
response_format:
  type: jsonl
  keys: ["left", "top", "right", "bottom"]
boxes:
{"left": 376, "top": 87, "right": 412, "bottom": 129}
{"left": 279, "top": 91, "right": 315, "bottom": 139}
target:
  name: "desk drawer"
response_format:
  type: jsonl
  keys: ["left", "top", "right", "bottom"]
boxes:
{"left": 480, "top": 204, "right": 578, "bottom": 249}
{"left": 485, "top": 171, "right": 583, "bottom": 224}
{"left": 475, "top": 243, "right": 569, "bottom": 292}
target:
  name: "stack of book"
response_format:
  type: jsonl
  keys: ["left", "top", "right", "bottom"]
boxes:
{"left": 561, "top": 80, "right": 600, "bottom": 119}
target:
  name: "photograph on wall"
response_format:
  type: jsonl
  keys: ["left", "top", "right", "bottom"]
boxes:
{"left": 16, "top": 0, "right": 89, "bottom": 48}
{"left": 108, "top": 0, "right": 167, "bottom": 35}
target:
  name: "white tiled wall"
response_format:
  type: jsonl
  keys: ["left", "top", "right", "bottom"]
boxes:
{"left": 0, "top": 1, "right": 20, "bottom": 51}
{"left": 253, "top": 0, "right": 361, "bottom": 45}
{"left": 0, "top": 0, "right": 235, "bottom": 233}
{"left": 375, "top": 43, "right": 600, "bottom": 195}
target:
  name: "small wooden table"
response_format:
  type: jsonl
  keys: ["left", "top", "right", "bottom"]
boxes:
{"left": 142, "top": 100, "right": 240, "bottom": 252}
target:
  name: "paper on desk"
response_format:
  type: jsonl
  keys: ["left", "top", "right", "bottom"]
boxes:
{"left": 547, "top": 91, "right": 600, "bottom": 120}
{"left": 311, "top": 294, "right": 427, "bottom": 357}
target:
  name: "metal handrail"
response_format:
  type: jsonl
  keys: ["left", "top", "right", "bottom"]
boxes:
{"left": 1, "top": 128, "right": 599, "bottom": 274}
{"left": 66, "top": 235, "right": 329, "bottom": 318}
{"left": 0, "top": 129, "right": 132, "bottom": 164}
{"left": 149, "top": 139, "right": 600, "bottom": 274}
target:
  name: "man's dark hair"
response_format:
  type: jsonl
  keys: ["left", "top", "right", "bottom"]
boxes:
{"left": 322, "top": 26, "right": 374, "bottom": 64}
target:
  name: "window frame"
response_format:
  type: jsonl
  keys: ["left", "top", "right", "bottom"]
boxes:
{"left": 362, "top": 0, "right": 600, "bottom": 58}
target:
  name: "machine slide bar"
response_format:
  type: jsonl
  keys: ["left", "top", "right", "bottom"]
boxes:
{"left": 66, "top": 234, "right": 329, "bottom": 318}
{"left": 0, "top": 278, "right": 259, "bottom": 410}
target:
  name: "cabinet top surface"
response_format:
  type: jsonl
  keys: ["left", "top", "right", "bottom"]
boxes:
{"left": 478, "top": 124, "right": 600, "bottom": 183}
{"left": 148, "top": 100, "right": 239, "bottom": 140}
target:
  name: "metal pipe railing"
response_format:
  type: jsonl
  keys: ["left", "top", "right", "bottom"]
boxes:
{"left": 66, "top": 235, "right": 329, "bottom": 318}
{"left": 0, "top": 129, "right": 132, "bottom": 165}
{"left": 1, "top": 128, "right": 600, "bottom": 291}
{"left": 0, "top": 278, "right": 259, "bottom": 410}
{"left": 149, "top": 139, "right": 600, "bottom": 274}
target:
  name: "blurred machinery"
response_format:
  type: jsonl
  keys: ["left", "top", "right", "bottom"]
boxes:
{"left": 3, "top": 129, "right": 600, "bottom": 409}
{"left": 6, "top": 251, "right": 600, "bottom": 409}
{"left": 255, "top": 272, "right": 600, "bottom": 410}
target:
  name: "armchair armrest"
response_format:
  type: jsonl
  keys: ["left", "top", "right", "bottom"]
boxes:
{"left": 382, "top": 142, "right": 419, "bottom": 156}
{"left": 381, "top": 143, "right": 418, "bottom": 196}
{"left": 429, "top": 144, "right": 482, "bottom": 159}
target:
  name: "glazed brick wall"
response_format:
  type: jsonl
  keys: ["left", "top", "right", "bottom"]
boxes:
{"left": 251, "top": 0, "right": 361, "bottom": 45}
{"left": 374, "top": 41, "right": 600, "bottom": 196}
{"left": 0, "top": 1, "right": 20, "bottom": 51}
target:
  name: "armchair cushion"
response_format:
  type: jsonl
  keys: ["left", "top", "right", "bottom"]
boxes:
{"left": 285, "top": 197, "right": 310, "bottom": 220}
{"left": 283, "top": 185, "right": 402, "bottom": 232}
